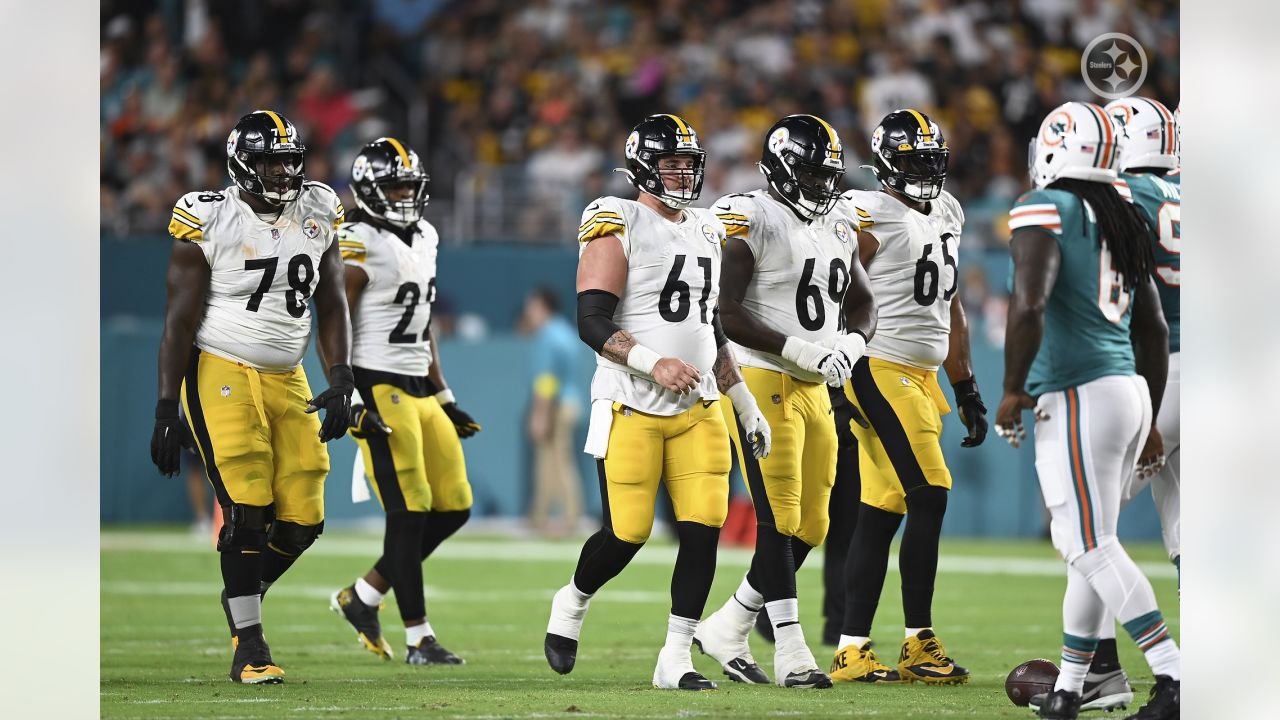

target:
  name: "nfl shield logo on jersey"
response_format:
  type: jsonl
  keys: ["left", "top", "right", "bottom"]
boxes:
{"left": 303, "top": 217, "right": 321, "bottom": 239}
{"left": 270, "top": 228, "right": 280, "bottom": 240}
{"left": 390, "top": 393, "right": 401, "bottom": 405}
{"left": 221, "top": 385, "right": 231, "bottom": 397}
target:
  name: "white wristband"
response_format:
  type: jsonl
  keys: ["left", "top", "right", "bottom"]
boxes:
{"left": 724, "top": 382, "right": 757, "bottom": 413}
{"left": 625, "top": 344, "right": 662, "bottom": 376}
{"left": 435, "top": 388, "right": 456, "bottom": 405}
{"left": 351, "top": 387, "right": 365, "bottom": 406}
{"left": 839, "top": 332, "right": 868, "bottom": 364}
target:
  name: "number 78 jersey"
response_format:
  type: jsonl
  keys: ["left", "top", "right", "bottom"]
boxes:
{"left": 843, "top": 189, "right": 965, "bottom": 371}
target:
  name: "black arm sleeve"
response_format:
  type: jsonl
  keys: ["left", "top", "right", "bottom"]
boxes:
{"left": 711, "top": 308, "right": 729, "bottom": 349}
{"left": 577, "top": 289, "right": 623, "bottom": 353}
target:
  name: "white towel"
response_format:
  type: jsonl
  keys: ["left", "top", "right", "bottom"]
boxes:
{"left": 351, "top": 447, "right": 372, "bottom": 503}
{"left": 583, "top": 398, "right": 614, "bottom": 459}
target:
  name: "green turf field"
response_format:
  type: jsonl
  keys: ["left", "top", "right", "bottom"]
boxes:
{"left": 101, "top": 528, "right": 1178, "bottom": 719}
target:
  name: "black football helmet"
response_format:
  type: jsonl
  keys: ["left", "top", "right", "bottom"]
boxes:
{"left": 350, "top": 137, "right": 429, "bottom": 228}
{"left": 758, "top": 114, "right": 846, "bottom": 220}
{"left": 870, "top": 109, "right": 949, "bottom": 202}
{"left": 226, "top": 110, "right": 306, "bottom": 206}
{"left": 620, "top": 114, "right": 706, "bottom": 210}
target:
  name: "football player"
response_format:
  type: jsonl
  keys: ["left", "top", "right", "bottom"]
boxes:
{"left": 831, "top": 109, "right": 988, "bottom": 685}
{"left": 326, "top": 138, "right": 480, "bottom": 666}
{"left": 150, "top": 110, "right": 354, "bottom": 684}
{"left": 997, "top": 101, "right": 1179, "bottom": 720}
{"left": 693, "top": 115, "right": 876, "bottom": 689}
{"left": 543, "top": 114, "right": 771, "bottom": 690}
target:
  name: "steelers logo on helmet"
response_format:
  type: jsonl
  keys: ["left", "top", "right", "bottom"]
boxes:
{"left": 768, "top": 127, "right": 791, "bottom": 156}
{"left": 618, "top": 115, "right": 706, "bottom": 210}
{"left": 349, "top": 137, "right": 430, "bottom": 228}
{"left": 624, "top": 131, "right": 641, "bottom": 160}
{"left": 758, "top": 115, "right": 846, "bottom": 221}
{"left": 352, "top": 154, "right": 371, "bottom": 182}
{"left": 870, "top": 109, "right": 949, "bottom": 202}
{"left": 226, "top": 110, "right": 307, "bottom": 206}
{"left": 225, "top": 129, "right": 240, "bottom": 158}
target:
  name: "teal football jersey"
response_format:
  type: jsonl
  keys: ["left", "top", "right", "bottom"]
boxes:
{"left": 1008, "top": 188, "right": 1136, "bottom": 395}
{"left": 1120, "top": 171, "right": 1180, "bottom": 352}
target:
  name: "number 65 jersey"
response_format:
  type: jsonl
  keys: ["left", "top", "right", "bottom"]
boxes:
{"left": 337, "top": 219, "right": 439, "bottom": 377}
{"left": 842, "top": 189, "right": 965, "bottom": 371}
{"left": 168, "top": 183, "right": 344, "bottom": 372}
{"left": 578, "top": 196, "right": 724, "bottom": 416}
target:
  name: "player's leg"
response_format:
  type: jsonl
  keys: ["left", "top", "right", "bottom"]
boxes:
{"left": 181, "top": 351, "right": 282, "bottom": 684}
{"left": 545, "top": 404, "right": 661, "bottom": 675}
{"left": 822, "top": 384, "right": 860, "bottom": 647}
{"left": 656, "top": 401, "right": 731, "bottom": 690}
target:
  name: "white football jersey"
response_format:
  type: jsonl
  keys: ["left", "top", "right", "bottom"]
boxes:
{"left": 842, "top": 188, "right": 964, "bottom": 370}
{"left": 578, "top": 196, "right": 724, "bottom": 415}
{"left": 339, "top": 219, "right": 439, "bottom": 376}
{"left": 714, "top": 190, "right": 860, "bottom": 382}
{"left": 168, "top": 183, "right": 344, "bottom": 371}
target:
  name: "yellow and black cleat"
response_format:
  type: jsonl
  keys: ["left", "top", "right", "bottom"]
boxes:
{"left": 229, "top": 634, "right": 285, "bottom": 685}
{"left": 897, "top": 630, "right": 969, "bottom": 685}
{"left": 329, "top": 586, "right": 393, "bottom": 660}
{"left": 830, "top": 641, "right": 904, "bottom": 684}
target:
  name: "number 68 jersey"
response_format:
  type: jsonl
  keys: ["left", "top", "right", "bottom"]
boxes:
{"left": 338, "top": 218, "right": 440, "bottom": 377}
{"left": 578, "top": 196, "right": 724, "bottom": 416}
{"left": 842, "top": 188, "right": 965, "bottom": 371}
{"left": 168, "top": 183, "right": 344, "bottom": 372}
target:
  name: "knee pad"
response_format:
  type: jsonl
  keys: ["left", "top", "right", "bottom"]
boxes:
{"left": 903, "top": 485, "right": 948, "bottom": 520}
{"left": 266, "top": 519, "right": 325, "bottom": 558}
{"left": 216, "top": 504, "right": 273, "bottom": 553}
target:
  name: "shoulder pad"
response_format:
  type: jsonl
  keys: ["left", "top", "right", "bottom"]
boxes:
{"left": 578, "top": 196, "right": 627, "bottom": 243}
{"left": 304, "top": 181, "right": 346, "bottom": 228}
{"left": 841, "top": 189, "right": 881, "bottom": 231}
{"left": 168, "top": 190, "right": 229, "bottom": 243}
{"left": 712, "top": 193, "right": 757, "bottom": 238}
{"left": 1009, "top": 189, "right": 1066, "bottom": 235}
{"left": 336, "top": 221, "right": 373, "bottom": 262}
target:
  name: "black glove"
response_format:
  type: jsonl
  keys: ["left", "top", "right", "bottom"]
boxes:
{"left": 441, "top": 401, "right": 481, "bottom": 439}
{"left": 349, "top": 404, "right": 392, "bottom": 439}
{"left": 306, "top": 364, "right": 355, "bottom": 442}
{"left": 151, "top": 399, "right": 185, "bottom": 476}
{"left": 952, "top": 377, "right": 988, "bottom": 448}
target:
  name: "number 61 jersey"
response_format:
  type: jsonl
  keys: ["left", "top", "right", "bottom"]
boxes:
{"left": 842, "top": 188, "right": 965, "bottom": 371}
{"left": 168, "top": 183, "right": 344, "bottom": 372}
{"left": 578, "top": 196, "right": 723, "bottom": 416}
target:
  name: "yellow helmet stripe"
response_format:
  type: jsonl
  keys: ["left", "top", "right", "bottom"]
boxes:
{"left": 383, "top": 137, "right": 412, "bottom": 170}
{"left": 807, "top": 115, "right": 842, "bottom": 155}
{"left": 905, "top": 109, "right": 932, "bottom": 141}
{"left": 664, "top": 114, "right": 691, "bottom": 139}
{"left": 261, "top": 110, "right": 291, "bottom": 144}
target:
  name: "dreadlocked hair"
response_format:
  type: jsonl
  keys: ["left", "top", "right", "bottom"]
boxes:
{"left": 1049, "top": 178, "right": 1154, "bottom": 291}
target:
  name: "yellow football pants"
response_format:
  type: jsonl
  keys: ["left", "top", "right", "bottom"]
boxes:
{"left": 353, "top": 385, "right": 473, "bottom": 513}
{"left": 180, "top": 351, "right": 328, "bottom": 525}
{"left": 721, "top": 367, "right": 836, "bottom": 547}
{"left": 843, "top": 357, "right": 953, "bottom": 515}
{"left": 600, "top": 400, "right": 731, "bottom": 544}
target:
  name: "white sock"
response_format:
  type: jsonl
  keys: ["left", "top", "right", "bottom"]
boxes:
{"left": 1056, "top": 651, "right": 1094, "bottom": 693}
{"left": 906, "top": 627, "right": 931, "bottom": 639}
{"left": 1141, "top": 638, "right": 1181, "bottom": 680}
{"left": 664, "top": 614, "right": 698, "bottom": 651}
{"left": 355, "top": 577, "right": 385, "bottom": 607}
{"left": 733, "top": 575, "right": 763, "bottom": 612}
{"left": 406, "top": 621, "right": 431, "bottom": 648}
{"left": 838, "top": 634, "right": 871, "bottom": 650}
{"left": 1056, "top": 565, "right": 1103, "bottom": 693}
{"left": 568, "top": 578, "right": 593, "bottom": 604}
{"left": 226, "top": 594, "right": 262, "bottom": 629}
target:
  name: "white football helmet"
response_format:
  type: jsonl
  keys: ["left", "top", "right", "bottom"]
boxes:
{"left": 1028, "top": 101, "right": 1118, "bottom": 188}
{"left": 1104, "top": 97, "right": 1179, "bottom": 172}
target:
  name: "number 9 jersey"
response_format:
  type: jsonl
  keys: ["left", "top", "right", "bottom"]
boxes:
{"left": 338, "top": 219, "right": 439, "bottom": 376}
{"left": 842, "top": 188, "right": 964, "bottom": 371}
{"left": 168, "top": 182, "right": 344, "bottom": 371}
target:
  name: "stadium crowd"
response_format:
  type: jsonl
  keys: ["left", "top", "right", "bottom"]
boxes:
{"left": 101, "top": 0, "right": 1179, "bottom": 246}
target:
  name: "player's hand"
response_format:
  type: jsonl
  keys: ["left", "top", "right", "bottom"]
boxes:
{"left": 652, "top": 358, "right": 702, "bottom": 394}
{"left": 952, "top": 377, "right": 989, "bottom": 448}
{"left": 442, "top": 402, "right": 482, "bottom": 438}
{"left": 306, "top": 364, "right": 354, "bottom": 443}
{"left": 349, "top": 404, "right": 392, "bottom": 439}
{"left": 725, "top": 382, "right": 771, "bottom": 459}
{"left": 993, "top": 390, "right": 1046, "bottom": 449}
{"left": 1136, "top": 426, "right": 1165, "bottom": 479}
{"left": 151, "top": 399, "right": 184, "bottom": 477}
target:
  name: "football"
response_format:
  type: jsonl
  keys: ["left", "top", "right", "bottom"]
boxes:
{"left": 1005, "top": 658, "right": 1060, "bottom": 706}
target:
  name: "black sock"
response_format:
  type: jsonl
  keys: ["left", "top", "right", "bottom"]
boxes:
{"left": 791, "top": 537, "right": 816, "bottom": 572}
{"left": 572, "top": 528, "right": 643, "bottom": 595}
{"left": 745, "top": 523, "right": 797, "bottom": 603}
{"left": 900, "top": 486, "right": 948, "bottom": 629}
{"left": 1091, "top": 638, "right": 1121, "bottom": 673}
{"left": 671, "top": 522, "right": 720, "bottom": 619}
{"left": 258, "top": 547, "right": 297, "bottom": 598}
{"left": 841, "top": 503, "right": 903, "bottom": 636}
{"left": 372, "top": 511, "right": 430, "bottom": 621}
{"left": 221, "top": 549, "right": 264, "bottom": 599}
{"left": 418, "top": 509, "right": 470, "bottom": 561}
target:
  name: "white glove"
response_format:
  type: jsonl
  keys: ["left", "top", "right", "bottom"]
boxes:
{"left": 725, "top": 382, "right": 771, "bottom": 459}
{"left": 819, "top": 333, "right": 867, "bottom": 386}
{"left": 782, "top": 336, "right": 852, "bottom": 386}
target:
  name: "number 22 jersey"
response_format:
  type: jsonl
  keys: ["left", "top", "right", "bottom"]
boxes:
{"left": 168, "top": 183, "right": 344, "bottom": 372}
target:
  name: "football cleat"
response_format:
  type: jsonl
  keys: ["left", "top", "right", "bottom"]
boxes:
{"left": 653, "top": 645, "right": 717, "bottom": 691}
{"left": 329, "top": 586, "right": 393, "bottom": 660}
{"left": 692, "top": 604, "right": 769, "bottom": 684}
{"left": 1123, "top": 675, "right": 1178, "bottom": 720}
{"left": 1038, "top": 689, "right": 1082, "bottom": 719}
{"left": 229, "top": 633, "right": 284, "bottom": 684}
{"left": 544, "top": 584, "right": 591, "bottom": 675}
{"left": 774, "top": 642, "right": 833, "bottom": 689}
{"left": 1030, "top": 668, "right": 1133, "bottom": 712}
{"left": 897, "top": 629, "right": 969, "bottom": 685}
{"left": 830, "top": 641, "right": 904, "bottom": 684}
{"left": 406, "top": 636, "right": 464, "bottom": 665}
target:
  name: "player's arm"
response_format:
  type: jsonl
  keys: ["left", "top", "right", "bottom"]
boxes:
{"left": 1130, "top": 274, "right": 1169, "bottom": 476}
{"left": 711, "top": 309, "right": 771, "bottom": 458}
{"left": 152, "top": 240, "right": 211, "bottom": 476}
{"left": 995, "top": 227, "right": 1060, "bottom": 446}
{"left": 428, "top": 326, "right": 482, "bottom": 438}
{"left": 943, "top": 297, "right": 987, "bottom": 447}
{"left": 307, "top": 241, "right": 355, "bottom": 442}
{"left": 841, "top": 244, "right": 876, "bottom": 344}
{"left": 331, "top": 264, "right": 391, "bottom": 439}
{"left": 576, "top": 233, "right": 700, "bottom": 393}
